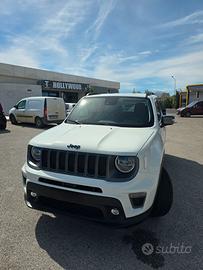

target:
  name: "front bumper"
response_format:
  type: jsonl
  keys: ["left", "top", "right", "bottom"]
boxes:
{"left": 22, "top": 163, "right": 158, "bottom": 226}
{"left": 176, "top": 110, "right": 181, "bottom": 115}
{"left": 25, "top": 182, "right": 151, "bottom": 226}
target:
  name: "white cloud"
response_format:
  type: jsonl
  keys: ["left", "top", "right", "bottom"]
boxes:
{"left": 0, "top": 47, "right": 39, "bottom": 68}
{"left": 0, "top": 0, "right": 92, "bottom": 68}
{"left": 1, "top": 0, "right": 202, "bottom": 94}
{"left": 1, "top": 0, "right": 116, "bottom": 75}
{"left": 161, "top": 10, "right": 203, "bottom": 28}
{"left": 80, "top": 45, "right": 98, "bottom": 63}
{"left": 86, "top": 0, "right": 116, "bottom": 40}
{"left": 93, "top": 51, "right": 152, "bottom": 67}
{"left": 118, "top": 55, "right": 139, "bottom": 62}
{"left": 187, "top": 33, "right": 203, "bottom": 44}
{"left": 0, "top": 0, "right": 51, "bottom": 16}
{"left": 92, "top": 49, "right": 203, "bottom": 91}
{"left": 41, "top": 1, "right": 91, "bottom": 38}
{"left": 138, "top": 50, "right": 152, "bottom": 55}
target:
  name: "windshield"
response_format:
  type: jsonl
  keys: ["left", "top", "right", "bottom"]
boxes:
{"left": 187, "top": 101, "right": 197, "bottom": 108}
{"left": 65, "top": 96, "right": 154, "bottom": 127}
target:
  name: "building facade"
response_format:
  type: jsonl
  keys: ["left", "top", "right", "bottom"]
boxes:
{"left": 0, "top": 63, "right": 120, "bottom": 114}
{"left": 179, "top": 84, "right": 203, "bottom": 107}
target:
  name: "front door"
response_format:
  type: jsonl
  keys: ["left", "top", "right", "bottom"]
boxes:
{"left": 191, "top": 101, "right": 203, "bottom": 115}
{"left": 15, "top": 100, "right": 26, "bottom": 122}
{"left": 196, "top": 101, "right": 203, "bottom": 115}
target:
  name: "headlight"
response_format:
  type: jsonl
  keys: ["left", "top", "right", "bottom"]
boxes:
{"left": 27, "top": 145, "right": 42, "bottom": 170}
{"left": 115, "top": 156, "right": 137, "bottom": 173}
{"left": 31, "top": 146, "right": 42, "bottom": 162}
{"left": 27, "top": 146, "right": 42, "bottom": 169}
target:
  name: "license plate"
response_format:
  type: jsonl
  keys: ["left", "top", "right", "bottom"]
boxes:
{"left": 49, "top": 115, "right": 58, "bottom": 119}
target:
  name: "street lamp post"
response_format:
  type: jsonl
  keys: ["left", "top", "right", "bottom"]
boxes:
{"left": 171, "top": 75, "right": 177, "bottom": 108}
{"left": 171, "top": 75, "right": 176, "bottom": 96}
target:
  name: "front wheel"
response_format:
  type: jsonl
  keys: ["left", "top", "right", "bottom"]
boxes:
{"left": 151, "top": 168, "right": 173, "bottom": 217}
{"left": 10, "top": 114, "right": 18, "bottom": 125}
{"left": 35, "top": 117, "right": 44, "bottom": 128}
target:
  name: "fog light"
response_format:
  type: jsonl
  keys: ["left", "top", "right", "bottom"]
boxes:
{"left": 30, "top": 192, "right": 37, "bottom": 198}
{"left": 111, "top": 208, "right": 120, "bottom": 216}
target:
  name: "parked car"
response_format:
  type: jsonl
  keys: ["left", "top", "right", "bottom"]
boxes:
{"left": 177, "top": 100, "right": 203, "bottom": 117}
{"left": 0, "top": 102, "right": 7, "bottom": 130}
{"left": 9, "top": 97, "right": 66, "bottom": 128}
{"left": 65, "top": 103, "right": 76, "bottom": 116}
{"left": 22, "top": 93, "right": 174, "bottom": 226}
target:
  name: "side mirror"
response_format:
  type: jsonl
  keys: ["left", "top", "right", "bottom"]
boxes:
{"left": 14, "top": 105, "right": 17, "bottom": 109}
{"left": 162, "top": 115, "right": 174, "bottom": 126}
{"left": 162, "top": 108, "right": 166, "bottom": 115}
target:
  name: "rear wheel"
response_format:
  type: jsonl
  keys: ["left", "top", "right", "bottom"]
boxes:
{"left": 35, "top": 117, "right": 44, "bottom": 128}
{"left": 151, "top": 168, "right": 173, "bottom": 217}
{"left": 10, "top": 114, "right": 18, "bottom": 125}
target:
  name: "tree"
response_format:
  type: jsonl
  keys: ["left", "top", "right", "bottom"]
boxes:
{"left": 145, "top": 90, "right": 155, "bottom": 95}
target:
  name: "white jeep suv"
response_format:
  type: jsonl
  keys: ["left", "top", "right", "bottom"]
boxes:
{"left": 22, "top": 94, "right": 174, "bottom": 226}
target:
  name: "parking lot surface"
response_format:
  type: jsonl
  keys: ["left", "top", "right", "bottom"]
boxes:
{"left": 0, "top": 117, "right": 203, "bottom": 270}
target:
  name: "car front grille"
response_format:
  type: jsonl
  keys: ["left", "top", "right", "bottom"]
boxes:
{"left": 40, "top": 148, "right": 113, "bottom": 180}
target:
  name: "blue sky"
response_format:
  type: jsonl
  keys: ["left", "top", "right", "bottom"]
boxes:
{"left": 0, "top": 0, "right": 203, "bottom": 93}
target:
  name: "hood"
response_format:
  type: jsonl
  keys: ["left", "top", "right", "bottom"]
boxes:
{"left": 177, "top": 107, "right": 185, "bottom": 111}
{"left": 30, "top": 123, "right": 155, "bottom": 155}
{"left": 9, "top": 107, "right": 15, "bottom": 113}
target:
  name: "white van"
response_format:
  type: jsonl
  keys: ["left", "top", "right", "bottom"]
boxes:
{"left": 9, "top": 97, "right": 66, "bottom": 128}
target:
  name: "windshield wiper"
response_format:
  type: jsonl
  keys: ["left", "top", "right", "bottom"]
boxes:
{"left": 96, "top": 120, "right": 119, "bottom": 126}
{"left": 66, "top": 119, "right": 81, "bottom": 124}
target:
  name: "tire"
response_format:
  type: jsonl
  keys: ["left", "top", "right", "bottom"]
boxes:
{"left": 185, "top": 112, "right": 191, "bottom": 117}
{"left": 10, "top": 114, "right": 18, "bottom": 125}
{"left": 0, "top": 114, "right": 7, "bottom": 130}
{"left": 35, "top": 117, "right": 44, "bottom": 128}
{"left": 151, "top": 168, "right": 173, "bottom": 217}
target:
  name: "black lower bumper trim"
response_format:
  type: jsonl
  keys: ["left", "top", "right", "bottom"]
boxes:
{"left": 39, "top": 177, "right": 102, "bottom": 193}
{"left": 26, "top": 182, "right": 151, "bottom": 226}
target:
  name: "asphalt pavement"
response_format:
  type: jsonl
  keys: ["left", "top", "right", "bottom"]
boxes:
{"left": 0, "top": 117, "right": 202, "bottom": 270}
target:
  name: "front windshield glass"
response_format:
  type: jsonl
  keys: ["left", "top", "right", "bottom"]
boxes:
{"left": 66, "top": 96, "right": 154, "bottom": 128}
{"left": 187, "top": 101, "right": 197, "bottom": 108}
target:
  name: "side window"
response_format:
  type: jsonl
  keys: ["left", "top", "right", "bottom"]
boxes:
{"left": 17, "top": 100, "right": 26, "bottom": 109}
{"left": 196, "top": 101, "right": 203, "bottom": 107}
{"left": 28, "top": 100, "right": 41, "bottom": 110}
{"left": 155, "top": 101, "right": 162, "bottom": 122}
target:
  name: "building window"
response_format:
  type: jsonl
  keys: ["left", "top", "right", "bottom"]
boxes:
{"left": 63, "top": 92, "right": 78, "bottom": 103}
{"left": 42, "top": 91, "right": 59, "bottom": 97}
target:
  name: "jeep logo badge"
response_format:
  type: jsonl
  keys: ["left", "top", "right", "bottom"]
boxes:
{"left": 67, "top": 144, "right": 80, "bottom": 150}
